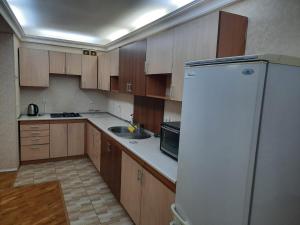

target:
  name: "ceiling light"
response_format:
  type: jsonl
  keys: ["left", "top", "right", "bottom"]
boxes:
{"left": 9, "top": 5, "right": 27, "bottom": 26}
{"left": 171, "top": 0, "right": 194, "bottom": 8}
{"left": 132, "top": 9, "right": 167, "bottom": 29}
{"left": 37, "top": 29, "right": 97, "bottom": 43}
{"left": 107, "top": 29, "right": 130, "bottom": 41}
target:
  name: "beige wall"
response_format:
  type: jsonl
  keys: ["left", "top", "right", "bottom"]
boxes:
{"left": 106, "top": 92, "right": 134, "bottom": 121}
{"left": 20, "top": 76, "right": 107, "bottom": 114}
{"left": 0, "top": 33, "right": 19, "bottom": 170}
{"left": 224, "top": 0, "right": 300, "bottom": 57}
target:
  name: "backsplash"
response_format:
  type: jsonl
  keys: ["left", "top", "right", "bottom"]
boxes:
{"left": 106, "top": 92, "right": 134, "bottom": 121}
{"left": 20, "top": 75, "right": 107, "bottom": 114}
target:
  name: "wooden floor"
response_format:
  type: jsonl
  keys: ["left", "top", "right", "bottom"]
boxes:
{"left": 0, "top": 172, "right": 17, "bottom": 189}
{"left": 0, "top": 179, "right": 69, "bottom": 225}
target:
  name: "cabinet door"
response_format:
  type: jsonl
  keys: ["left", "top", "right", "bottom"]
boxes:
{"left": 101, "top": 133, "right": 111, "bottom": 185}
{"left": 86, "top": 123, "right": 93, "bottom": 159}
{"left": 49, "top": 51, "right": 66, "bottom": 74}
{"left": 98, "top": 52, "right": 110, "bottom": 91}
{"left": 121, "top": 152, "right": 143, "bottom": 225}
{"left": 82, "top": 55, "right": 98, "bottom": 89}
{"left": 66, "top": 53, "right": 82, "bottom": 75}
{"left": 19, "top": 48, "right": 49, "bottom": 87}
{"left": 140, "top": 169, "right": 175, "bottom": 225}
{"left": 50, "top": 123, "right": 68, "bottom": 158}
{"left": 110, "top": 48, "right": 119, "bottom": 76}
{"left": 92, "top": 127, "right": 101, "bottom": 172}
{"left": 67, "top": 123, "right": 85, "bottom": 156}
{"left": 119, "top": 44, "right": 132, "bottom": 93}
{"left": 171, "top": 12, "right": 219, "bottom": 101}
{"left": 146, "top": 29, "right": 174, "bottom": 74}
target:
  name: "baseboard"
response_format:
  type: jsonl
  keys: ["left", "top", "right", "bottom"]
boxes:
{"left": 0, "top": 167, "right": 18, "bottom": 172}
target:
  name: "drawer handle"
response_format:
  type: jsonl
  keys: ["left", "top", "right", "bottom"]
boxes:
{"left": 31, "top": 146, "right": 41, "bottom": 150}
{"left": 31, "top": 132, "right": 41, "bottom": 135}
{"left": 31, "top": 138, "right": 41, "bottom": 141}
{"left": 30, "top": 126, "right": 40, "bottom": 129}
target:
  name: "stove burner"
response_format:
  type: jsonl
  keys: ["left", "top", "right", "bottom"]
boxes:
{"left": 50, "top": 112, "right": 81, "bottom": 118}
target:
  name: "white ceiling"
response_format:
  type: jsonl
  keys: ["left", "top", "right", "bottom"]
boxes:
{"left": 5, "top": 0, "right": 195, "bottom": 46}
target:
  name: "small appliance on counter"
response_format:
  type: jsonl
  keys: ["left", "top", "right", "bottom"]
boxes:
{"left": 160, "top": 121, "right": 180, "bottom": 160}
{"left": 27, "top": 103, "right": 39, "bottom": 116}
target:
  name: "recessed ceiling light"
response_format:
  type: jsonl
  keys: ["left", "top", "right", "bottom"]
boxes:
{"left": 37, "top": 29, "right": 97, "bottom": 43}
{"left": 9, "top": 5, "right": 27, "bottom": 26}
{"left": 132, "top": 9, "right": 167, "bottom": 29}
{"left": 107, "top": 29, "right": 130, "bottom": 41}
{"left": 171, "top": 0, "right": 194, "bottom": 8}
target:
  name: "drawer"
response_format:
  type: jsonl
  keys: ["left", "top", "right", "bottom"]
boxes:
{"left": 21, "top": 136, "right": 49, "bottom": 146}
{"left": 20, "top": 130, "right": 50, "bottom": 138}
{"left": 21, "top": 144, "right": 50, "bottom": 161}
{"left": 20, "top": 124, "right": 49, "bottom": 131}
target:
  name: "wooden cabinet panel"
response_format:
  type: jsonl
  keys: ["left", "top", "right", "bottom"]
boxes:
{"left": 49, "top": 51, "right": 66, "bottom": 74}
{"left": 66, "top": 53, "right": 82, "bottom": 75}
{"left": 19, "top": 48, "right": 49, "bottom": 87}
{"left": 93, "top": 129, "right": 101, "bottom": 172}
{"left": 119, "top": 40, "right": 147, "bottom": 95}
{"left": 20, "top": 130, "right": 49, "bottom": 138}
{"left": 140, "top": 169, "right": 175, "bottom": 225}
{"left": 121, "top": 152, "right": 143, "bottom": 225}
{"left": 146, "top": 29, "right": 174, "bottom": 74}
{"left": 81, "top": 55, "right": 98, "bottom": 89}
{"left": 172, "top": 12, "right": 219, "bottom": 101}
{"left": 110, "top": 48, "right": 119, "bottom": 76}
{"left": 21, "top": 144, "right": 50, "bottom": 161}
{"left": 98, "top": 52, "right": 110, "bottom": 91}
{"left": 86, "top": 123, "right": 93, "bottom": 159}
{"left": 101, "top": 133, "right": 122, "bottom": 200}
{"left": 50, "top": 123, "right": 68, "bottom": 158}
{"left": 20, "top": 124, "right": 49, "bottom": 131}
{"left": 67, "top": 123, "right": 85, "bottom": 156}
{"left": 21, "top": 136, "right": 49, "bottom": 146}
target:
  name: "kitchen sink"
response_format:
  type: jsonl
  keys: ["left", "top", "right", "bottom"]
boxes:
{"left": 108, "top": 126, "right": 151, "bottom": 139}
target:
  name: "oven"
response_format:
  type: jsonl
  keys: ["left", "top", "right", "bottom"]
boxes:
{"left": 160, "top": 121, "right": 180, "bottom": 160}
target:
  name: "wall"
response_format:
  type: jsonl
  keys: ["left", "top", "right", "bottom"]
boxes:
{"left": 20, "top": 76, "right": 107, "bottom": 114}
{"left": 224, "top": 0, "right": 300, "bottom": 57}
{"left": 106, "top": 92, "right": 134, "bottom": 121}
{"left": 0, "top": 32, "right": 19, "bottom": 170}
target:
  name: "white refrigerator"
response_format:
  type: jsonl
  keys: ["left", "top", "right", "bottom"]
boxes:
{"left": 171, "top": 55, "right": 300, "bottom": 225}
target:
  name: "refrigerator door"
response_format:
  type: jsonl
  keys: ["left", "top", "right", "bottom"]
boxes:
{"left": 174, "top": 62, "right": 267, "bottom": 225}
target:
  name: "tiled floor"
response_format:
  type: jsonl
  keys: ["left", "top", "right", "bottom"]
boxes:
{"left": 14, "top": 158, "right": 133, "bottom": 225}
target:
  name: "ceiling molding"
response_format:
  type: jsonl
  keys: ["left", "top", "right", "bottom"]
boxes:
{"left": 0, "top": 0, "right": 241, "bottom": 51}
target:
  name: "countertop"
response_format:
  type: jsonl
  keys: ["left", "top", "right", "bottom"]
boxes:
{"left": 18, "top": 113, "right": 178, "bottom": 183}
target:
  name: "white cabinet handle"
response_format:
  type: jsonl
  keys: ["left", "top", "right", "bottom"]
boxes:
{"left": 170, "top": 204, "right": 190, "bottom": 225}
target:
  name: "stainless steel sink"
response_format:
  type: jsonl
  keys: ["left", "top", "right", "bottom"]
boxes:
{"left": 108, "top": 126, "right": 151, "bottom": 139}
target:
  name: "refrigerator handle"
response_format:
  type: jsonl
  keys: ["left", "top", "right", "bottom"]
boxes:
{"left": 170, "top": 204, "right": 190, "bottom": 225}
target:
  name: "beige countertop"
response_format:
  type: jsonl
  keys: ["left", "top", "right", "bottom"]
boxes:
{"left": 18, "top": 112, "right": 178, "bottom": 183}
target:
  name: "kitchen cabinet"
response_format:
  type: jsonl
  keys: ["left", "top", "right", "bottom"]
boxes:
{"left": 68, "top": 122, "right": 85, "bottom": 156}
{"left": 146, "top": 29, "right": 174, "bottom": 75}
{"left": 98, "top": 52, "right": 110, "bottom": 91}
{"left": 121, "top": 152, "right": 143, "bottom": 225}
{"left": 50, "top": 123, "right": 68, "bottom": 158}
{"left": 87, "top": 123, "right": 101, "bottom": 171}
{"left": 121, "top": 151, "right": 175, "bottom": 225}
{"left": 100, "top": 133, "right": 122, "bottom": 200}
{"left": 109, "top": 48, "right": 119, "bottom": 76}
{"left": 19, "top": 48, "right": 49, "bottom": 87}
{"left": 20, "top": 122, "right": 50, "bottom": 161}
{"left": 49, "top": 51, "right": 66, "bottom": 74}
{"left": 81, "top": 55, "right": 98, "bottom": 89}
{"left": 66, "top": 53, "right": 82, "bottom": 75}
{"left": 119, "top": 40, "right": 147, "bottom": 96}
{"left": 171, "top": 11, "right": 248, "bottom": 101}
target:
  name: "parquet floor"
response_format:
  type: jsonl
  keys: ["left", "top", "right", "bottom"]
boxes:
{"left": 9, "top": 158, "right": 133, "bottom": 225}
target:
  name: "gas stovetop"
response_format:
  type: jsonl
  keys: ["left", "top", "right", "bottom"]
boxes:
{"left": 50, "top": 112, "right": 81, "bottom": 118}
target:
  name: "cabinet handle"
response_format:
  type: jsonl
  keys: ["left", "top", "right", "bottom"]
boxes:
{"left": 128, "top": 82, "right": 132, "bottom": 93}
{"left": 31, "top": 138, "right": 41, "bottom": 142}
{"left": 31, "top": 146, "right": 41, "bottom": 150}
{"left": 31, "top": 132, "right": 41, "bottom": 136}
{"left": 137, "top": 169, "right": 143, "bottom": 184}
{"left": 145, "top": 61, "right": 149, "bottom": 74}
{"left": 107, "top": 143, "right": 111, "bottom": 152}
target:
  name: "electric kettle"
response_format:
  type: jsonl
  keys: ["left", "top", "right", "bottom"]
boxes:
{"left": 27, "top": 103, "right": 39, "bottom": 116}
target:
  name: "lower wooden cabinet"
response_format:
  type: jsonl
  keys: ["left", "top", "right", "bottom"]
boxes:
{"left": 87, "top": 123, "right": 101, "bottom": 171}
{"left": 50, "top": 123, "right": 68, "bottom": 158}
{"left": 68, "top": 122, "right": 85, "bottom": 156}
{"left": 100, "top": 133, "right": 122, "bottom": 200}
{"left": 121, "top": 151, "right": 175, "bottom": 225}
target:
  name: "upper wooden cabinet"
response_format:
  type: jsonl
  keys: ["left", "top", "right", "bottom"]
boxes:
{"left": 66, "top": 53, "right": 82, "bottom": 76}
{"left": 146, "top": 29, "right": 174, "bottom": 75}
{"left": 109, "top": 48, "right": 119, "bottom": 76}
{"left": 98, "top": 52, "right": 110, "bottom": 91}
{"left": 171, "top": 11, "right": 248, "bottom": 101}
{"left": 119, "top": 40, "right": 147, "bottom": 96}
{"left": 19, "top": 48, "right": 49, "bottom": 87}
{"left": 49, "top": 51, "right": 66, "bottom": 74}
{"left": 81, "top": 55, "right": 98, "bottom": 89}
